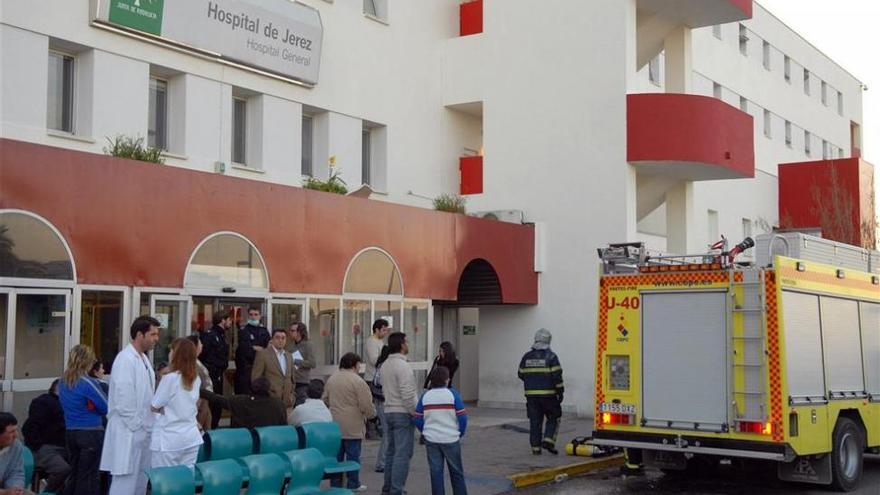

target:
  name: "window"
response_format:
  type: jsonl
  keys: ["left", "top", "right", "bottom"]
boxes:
{"left": 363, "top": 0, "right": 377, "bottom": 16}
{"left": 837, "top": 91, "right": 844, "bottom": 116}
{"left": 739, "top": 96, "right": 748, "bottom": 113}
{"left": 0, "top": 211, "right": 73, "bottom": 280}
{"left": 805, "top": 130, "right": 811, "bottom": 156}
{"left": 838, "top": 147, "right": 844, "bottom": 159}
{"left": 361, "top": 128, "right": 371, "bottom": 185}
{"left": 785, "top": 121, "right": 792, "bottom": 147}
{"left": 148, "top": 77, "right": 168, "bottom": 150}
{"left": 309, "top": 298, "right": 339, "bottom": 366}
{"left": 301, "top": 115, "right": 313, "bottom": 176}
{"left": 803, "top": 69, "right": 811, "bottom": 95}
{"left": 344, "top": 249, "right": 402, "bottom": 295}
{"left": 707, "top": 209, "right": 719, "bottom": 247}
{"left": 185, "top": 233, "right": 268, "bottom": 290}
{"left": 648, "top": 55, "right": 660, "bottom": 86}
{"left": 363, "top": 0, "right": 386, "bottom": 20}
{"left": 232, "top": 97, "right": 247, "bottom": 164}
{"left": 784, "top": 55, "right": 791, "bottom": 82}
{"left": 822, "top": 140, "right": 830, "bottom": 159}
{"left": 713, "top": 82, "right": 722, "bottom": 100}
{"left": 713, "top": 24, "right": 722, "bottom": 40}
{"left": 742, "top": 218, "right": 753, "bottom": 240}
{"left": 763, "top": 109, "right": 772, "bottom": 139}
{"left": 739, "top": 24, "right": 748, "bottom": 55}
{"left": 762, "top": 41, "right": 771, "bottom": 70}
{"left": 821, "top": 81, "right": 828, "bottom": 106}
{"left": 47, "top": 52, "right": 74, "bottom": 133}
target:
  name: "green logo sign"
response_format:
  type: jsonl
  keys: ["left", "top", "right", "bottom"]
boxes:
{"left": 108, "top": 0, "right": 165, "bottom": 36}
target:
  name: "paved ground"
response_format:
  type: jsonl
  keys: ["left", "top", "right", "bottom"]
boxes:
{"left": 324, "top": 407, "right": 880, "bottom": 495}
{"left": 510, "top": 455, "right": 880, "bottom": 495}
{"left": 345, "top": 407, "right": 595, "bottom": 495}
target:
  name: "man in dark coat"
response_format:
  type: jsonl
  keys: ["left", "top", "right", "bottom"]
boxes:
{"left": 200, "top": 311, "right": 232, "bottom": 428}
{"left": 234, "top": 306, "right": 270, "bottom": 394}
{"left": 22, "top": 379, "right": 70, "bottom": 493}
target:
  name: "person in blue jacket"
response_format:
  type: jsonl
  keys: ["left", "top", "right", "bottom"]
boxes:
{"left": 59, "top": 344, "right": 108, "bottom": 495}
{"left": 412, "top": 366, "right": 468, "bottom": 495}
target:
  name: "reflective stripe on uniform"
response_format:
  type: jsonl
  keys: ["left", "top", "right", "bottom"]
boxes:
{"left": 524, "top": 389, "right": 558, "bottom": 395}
{"left": 519, "top": 366, "right": 562, "bottom": 374}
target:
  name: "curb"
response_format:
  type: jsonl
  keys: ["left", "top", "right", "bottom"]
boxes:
{"left": 507, "top": 454, "right": 625, "bottom": 489}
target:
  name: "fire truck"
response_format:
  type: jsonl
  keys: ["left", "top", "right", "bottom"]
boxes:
{"left": 590, "top": 233, "right": 879, "bottom": 491}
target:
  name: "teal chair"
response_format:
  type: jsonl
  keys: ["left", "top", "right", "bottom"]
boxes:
{"left": 279, "top": 448, "right": 350, "bottom": 495}
{"left": 297, "top": 423, "right": 360, "bottom": 476}
{"left": 240, "top": 454, "right": 288, "bottom": 495}
{"left": 145, "top": 466, "right": 195, "bottom": 495}
{"left": 21, "top": 445, "right": 33, "bottom": 490}
{"left": 196, "top": 459, "right": 244, "bottom": 495}
{"left": 253, "top": 425, "right": 299, "bottom": 454}
{"left": 203, "top": 428, "right": 254, "bottom": 461}
{"left": 196, "top": 442, "right": 208, "bottom": 463}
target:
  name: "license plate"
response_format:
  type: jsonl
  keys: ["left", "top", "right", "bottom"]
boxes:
{"left": 600, "top": 402, "right": 636, "bottom": 415}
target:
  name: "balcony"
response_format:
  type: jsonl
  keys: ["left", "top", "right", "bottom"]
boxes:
{"left": 637, "top": 0, "right": 752, "bottom": 29}
{"left": 460, "top": 0, "right": 483, "bottom": 37}
{"left": 627, "top": 93, "right": 754, "bottom": 181}
{"left": 460, "top": 156, "right": 483, "bottom": 195}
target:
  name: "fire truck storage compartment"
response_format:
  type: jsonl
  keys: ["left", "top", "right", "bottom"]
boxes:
{"left": 642, "top": 291, "right": 728, "bottom": 431}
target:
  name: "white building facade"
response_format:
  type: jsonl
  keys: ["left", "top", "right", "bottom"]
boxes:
{"left": 0, "top": 0, "right": 865, "bottom": 418}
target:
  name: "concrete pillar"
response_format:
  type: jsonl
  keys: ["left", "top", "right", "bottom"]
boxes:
{"left": 663, "top": 26, "right": 692, "bottom": 93}
{"left": 666, "top": 181, "right": 698, "bottom": 254}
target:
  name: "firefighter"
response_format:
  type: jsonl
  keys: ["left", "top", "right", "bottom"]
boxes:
{"left": 517, "top": 328, "right": 564, "bottom": 455}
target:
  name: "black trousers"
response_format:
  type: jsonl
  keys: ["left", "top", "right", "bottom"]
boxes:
{"left": 64, "top": 429, "right": 104, "bottom": 495}
{"left": 526, "top": 396, "right": 561, "bottom": 448}
{"left": 209, "top": 369, "right": 225, "bottom": 429}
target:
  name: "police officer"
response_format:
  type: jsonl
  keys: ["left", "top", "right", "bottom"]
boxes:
{"left": 517, "top": 328, "right": 564, "bottom": 455}
{"left": 200, "top": 311, "right": 231, "bottom": 429}
{"left": 234, "top": 306, "right": 271, "bottom": 394}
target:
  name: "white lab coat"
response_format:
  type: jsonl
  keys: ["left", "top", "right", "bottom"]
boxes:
{"left": 150, "top": 372, "right": 203, "bottom": 452}
{"left": 100, "top": 344, "right": 156, "bottom": 475}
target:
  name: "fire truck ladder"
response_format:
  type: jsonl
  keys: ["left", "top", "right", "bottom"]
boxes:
{"left": 729, "top": 269, "right": 768, "bottom": 426}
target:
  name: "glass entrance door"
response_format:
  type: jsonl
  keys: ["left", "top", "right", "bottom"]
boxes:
{"left": 1, "top": 288, "right": 71, "bottom": 416}
{"left": 268, "top": 299, "right": 305, "bottom": 332}
{"left": 149, "top": 295, "right": 191, "bottom": 369}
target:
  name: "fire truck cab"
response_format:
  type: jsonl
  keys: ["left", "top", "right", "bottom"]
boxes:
{"left": 590, "top": 233, "right": 880, "bottom": 491}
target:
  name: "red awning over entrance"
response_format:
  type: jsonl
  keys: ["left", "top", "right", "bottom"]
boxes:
{"left": 0, "top": 139, "right": 537, "bottom": 304}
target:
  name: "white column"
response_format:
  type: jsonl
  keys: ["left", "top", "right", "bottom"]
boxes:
{"left": 312, "top": 111, "right": 362, "bottom": 184}
{"left": 666, "top": 181, "right": 699, "bottom": 254}
{"left": 663, "top": 26, "right": 692, "bottom": 94}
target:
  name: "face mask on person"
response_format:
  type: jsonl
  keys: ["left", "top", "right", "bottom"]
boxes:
{"left": 247, "top": 318, "right": 260, "bottom": 326}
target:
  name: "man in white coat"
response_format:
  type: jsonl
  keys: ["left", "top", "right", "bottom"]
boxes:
{"left": 100, "top": 315, "right": 160, "bottom": 495}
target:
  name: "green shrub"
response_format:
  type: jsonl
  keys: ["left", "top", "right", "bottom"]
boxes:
{"left": 433, "top": 193, "right": 467, "bottom": 214}
{"left": 104, "top": 135, "right": 164, "bottom": 164}
{"left": 303, "top": 170, "right": 348, "bottom": 194}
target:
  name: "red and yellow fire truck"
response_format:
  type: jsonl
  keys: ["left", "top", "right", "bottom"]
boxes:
{"left": 590, "top": 233, "right": 879, "bottom": 491}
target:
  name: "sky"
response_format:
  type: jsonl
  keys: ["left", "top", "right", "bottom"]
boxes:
{"left": 758, "top": 0, "right": 879, "bottom": 217}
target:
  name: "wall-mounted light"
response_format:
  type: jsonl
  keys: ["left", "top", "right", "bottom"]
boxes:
{"left": 836, "top": 269, "right": 845, "bottom": 279}
{"left": 796, "top": 262, "right": 806, "bottom": 272}
{"left": 872, "top": 276, "right": 879, "bottom": 285}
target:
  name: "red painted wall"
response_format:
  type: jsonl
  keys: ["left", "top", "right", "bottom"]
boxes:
{"left": 778, "top": 158, "right": 875, "bottom": 247}
{"left": 460, "top": 0, "right": 483, "bottom": 37}
{"left": 0, "top": 139, "right": 538, "bottom": 303}
{"left": 627, "top": 93, "right": 755, "bottom": 179}
{"left": 460, "top": 156, "right": 483, "bottom": 195}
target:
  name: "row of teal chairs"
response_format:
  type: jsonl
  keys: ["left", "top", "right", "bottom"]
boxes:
{"left": 147, "top": 448, "right": 351, "bottom": 495}
{"left": 201, "top": 423, "right": 359, "bottom": 478}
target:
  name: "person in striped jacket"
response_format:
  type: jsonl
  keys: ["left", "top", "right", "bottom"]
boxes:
{"left": 412, "top": 366, "right": 468, "bottom": 495}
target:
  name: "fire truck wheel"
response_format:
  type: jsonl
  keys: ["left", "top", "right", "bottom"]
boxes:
{"left": 830, "top": 417, "right": 864, "bottom": 492}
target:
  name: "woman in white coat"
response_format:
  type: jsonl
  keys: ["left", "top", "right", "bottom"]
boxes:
{"left": 151, "top": 337, "right": 203, "bottom": 468}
